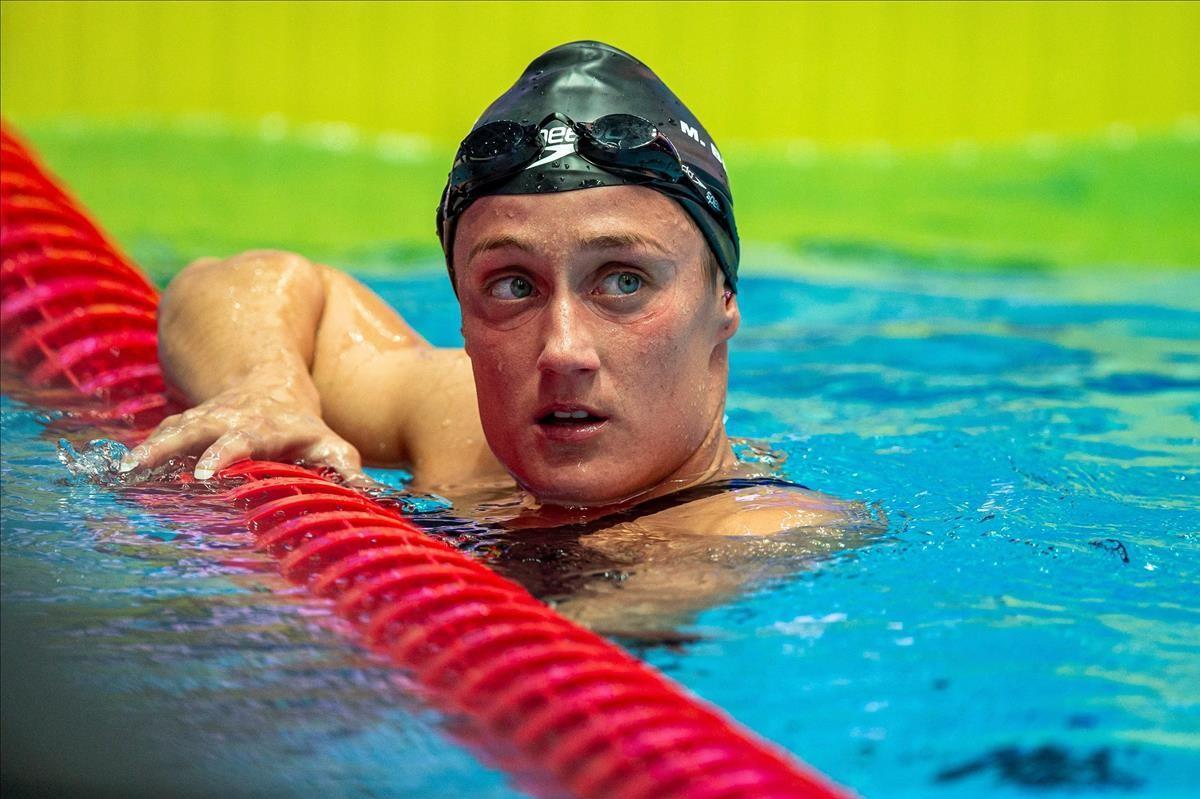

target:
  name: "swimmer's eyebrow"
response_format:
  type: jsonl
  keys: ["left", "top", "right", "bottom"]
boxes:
{"left": 467, "top": 234, "right": 534, "bottom": 263}
{"left": 579, "top": 232, "right": 671, "bottom": 256}
{"left": 467, "top": 231, "right": 670, "bottom": 263}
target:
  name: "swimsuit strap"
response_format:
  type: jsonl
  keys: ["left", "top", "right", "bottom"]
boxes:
{"left": 454, "top": 475, "right": 811, "bottom": 603}
{"left": 500, "top": 475, "right": 810, "bottom": 538}
{"left": 620, "top": 476, "right": 809, "bottom": 519}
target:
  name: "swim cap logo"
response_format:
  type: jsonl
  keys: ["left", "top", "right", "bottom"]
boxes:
{"left": 539, "top": 126, "right": 578, "bottom": 146}
{"left": 680, "top": 119, "right": 725, "bottom": 166}
{"left": 525, "top": 125, "right": 578, "bottom": 170}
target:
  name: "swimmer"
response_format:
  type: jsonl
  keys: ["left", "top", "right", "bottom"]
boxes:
{"left": 123, "top": 42, "right": 869, "bottom": 629}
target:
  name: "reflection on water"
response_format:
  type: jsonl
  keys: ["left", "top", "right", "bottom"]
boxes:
{"left": 4, "top": 264, "right": 1200, "bottom": 798}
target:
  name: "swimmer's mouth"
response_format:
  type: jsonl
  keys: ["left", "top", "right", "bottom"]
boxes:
{"left": 535, "top": 405, "right": 609, "bottom": 428}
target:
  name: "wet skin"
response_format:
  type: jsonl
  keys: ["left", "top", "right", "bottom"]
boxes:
{"left": 454, "top": 185, "right": 739, "bottom": 507}
{"left": 124, "top": 185, "right": 869, "bottom": 633}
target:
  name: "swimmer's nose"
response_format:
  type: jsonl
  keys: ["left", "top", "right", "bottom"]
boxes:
{"left": 536, "top": 295, "right": 600, "bottom": 376}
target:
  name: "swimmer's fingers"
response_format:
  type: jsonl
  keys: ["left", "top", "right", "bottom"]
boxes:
{"left": 192, "top": 428, "right": 367, "bottom": 487}
{"left": 121, "top": 413, "right": 223, "bottom": 472}
{"left": 300, "top": 436, "right": 370, "bottom": 488}
{"left": 121, "top": 403, "right": 367, "bottom": 487}
{"left": 194, "top": 430, "right": 256, "bottom": 480}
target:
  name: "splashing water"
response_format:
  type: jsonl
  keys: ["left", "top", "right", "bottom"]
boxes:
{"left": 56, "top": 437, "right": 197, "bottom": 486}
{"left": 56, "top": 437, "right": 130, "bottom": 484}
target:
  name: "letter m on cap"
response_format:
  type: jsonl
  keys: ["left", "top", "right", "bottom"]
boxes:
{"left": 679, "top": 120, "right": 702, "bottom": 143}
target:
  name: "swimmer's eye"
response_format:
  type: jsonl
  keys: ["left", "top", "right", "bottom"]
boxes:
{"left": 596, "top": 271, "right": 643, "bottom": 296}
{"left": 488, "top": 275, "right": 535, "bottom": 300}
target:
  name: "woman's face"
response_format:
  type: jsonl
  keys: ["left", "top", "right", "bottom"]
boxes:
{"left": 454, "top": 185, "right": 739, "bottom": 506}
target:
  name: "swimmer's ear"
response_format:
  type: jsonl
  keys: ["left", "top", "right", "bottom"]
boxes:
{"left": 717, "top": 284, "right": 739, "bottom": 341}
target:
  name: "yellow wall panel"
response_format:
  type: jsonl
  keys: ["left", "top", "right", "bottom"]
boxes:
{"left": 2, "top": 0, "right": 1197, "bottom": 147}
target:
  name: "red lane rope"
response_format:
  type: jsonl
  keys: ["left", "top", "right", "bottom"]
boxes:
{"left": 0, "top": 121, "right": 852, "bottom": 799}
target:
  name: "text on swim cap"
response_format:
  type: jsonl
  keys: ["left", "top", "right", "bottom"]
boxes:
{"left": 679, "top": 120, "right": 724, "bottom": 166}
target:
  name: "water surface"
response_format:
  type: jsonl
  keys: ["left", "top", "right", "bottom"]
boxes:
{"left": 3, "top": 263, "right": 1199, "bottom": 798}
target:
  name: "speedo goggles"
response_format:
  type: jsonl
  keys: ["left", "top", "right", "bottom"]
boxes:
{"left": 436, "top": 112, "right": 739, "bottom": 289}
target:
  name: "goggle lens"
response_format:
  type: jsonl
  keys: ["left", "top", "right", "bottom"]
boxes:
{"left": 462, "top": 121, "right": 534, "bottom": 161}
{"left": 587, "top": 114, "right": 658, "bottom": 150}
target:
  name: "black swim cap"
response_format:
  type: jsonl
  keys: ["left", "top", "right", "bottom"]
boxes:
{"left": 437, "top": 40, "right": 739, "bottom": 290}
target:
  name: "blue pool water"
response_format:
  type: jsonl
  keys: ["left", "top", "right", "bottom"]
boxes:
{"left": 2, "top": 259, "right": 1198, "bottom": 798}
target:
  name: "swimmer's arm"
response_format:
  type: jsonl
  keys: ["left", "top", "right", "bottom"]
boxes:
{"left": 138, "top": 250, "right": 359, "bottom": 478}
{"left": 551, "top": 557, "right": 747, "bottom": 638}
{"left": 155, "top": 250, "right": 328, "bottom": 409}
{"left": 134, "top": 250, "right": 501, "bottom": 483}
{"left": 554, "top": 523, "right": 845, "bottom": 638}
{"left": 312, "top": 276, "right": 507, "bottom": 487}
{"left": 553, "top": 493, "right": 874, "bottom": 637}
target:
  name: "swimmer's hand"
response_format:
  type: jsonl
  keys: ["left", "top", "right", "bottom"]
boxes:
{"left": 118, "top": 378, "right": 368, "bottom": 485}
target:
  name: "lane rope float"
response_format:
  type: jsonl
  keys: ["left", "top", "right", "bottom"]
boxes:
{"left": 0, "top": 121, "right": 851, "bottom": 799}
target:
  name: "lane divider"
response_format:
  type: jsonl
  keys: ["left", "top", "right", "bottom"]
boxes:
{"left": 0, "top": 120, "right": 852, "bottom": 799}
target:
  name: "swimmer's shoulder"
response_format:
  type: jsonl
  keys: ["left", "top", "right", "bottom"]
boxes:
{"left": 619, "top": 479, "right": 859, "bottom": 537}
